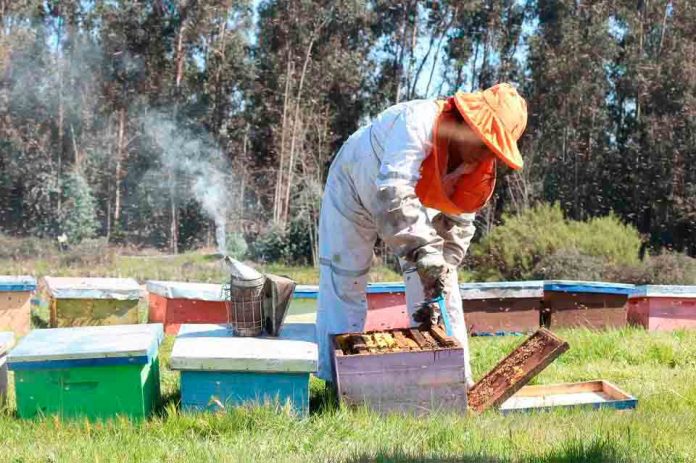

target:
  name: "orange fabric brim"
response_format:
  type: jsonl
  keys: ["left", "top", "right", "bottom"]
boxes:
{"left": 452, "top": 92, "right": 523, "bottom": 170}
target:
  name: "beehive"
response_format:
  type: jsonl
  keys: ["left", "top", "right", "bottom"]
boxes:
{"left": 170, "top": 323, "right": 317, "bottom": 416}
{"left": 332, "top": 326, "right": 466, "bottom": 414}
{"left": 543, "top": 280, "right": 635, "bottom": 329}
{"left": 147, "top": 281, "right": 228, "bottom": 334}
{"left": 41, "top": 277, "right": 142, "bottom": 327}
{"left": 460, "top": 281, "right": 543, "bottom": 335}
{"left": 0, "top": 276, "right": 37, "bottom": 335}
{"left": 627, "top": 285, "right": 696, "bottom": 331}
{"left": 8, "top": 324, "right": 163, "bottom": 420}
{"left": 0, "top": 332, "right": 15, "bottom": 406}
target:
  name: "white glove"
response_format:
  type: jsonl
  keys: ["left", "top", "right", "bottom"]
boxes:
{"left": 416, "top": 252, "right": 449, "bottom": 299}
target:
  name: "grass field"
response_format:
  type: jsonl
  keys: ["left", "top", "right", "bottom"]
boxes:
{"left": 1, "top": 327, "right": 695, "bottom": 462}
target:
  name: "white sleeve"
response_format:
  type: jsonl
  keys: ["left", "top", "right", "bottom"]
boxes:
{"left": 372, "top": 102, "right": 443, "bottom": 262}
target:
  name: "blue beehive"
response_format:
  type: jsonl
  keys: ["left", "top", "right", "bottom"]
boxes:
{"left": 170, "top": 323, "right": 317, "bottom": 416}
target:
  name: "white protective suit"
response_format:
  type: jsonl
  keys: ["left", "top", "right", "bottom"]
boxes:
{"left": 316, "top": 99, "right": 477, "bottom": 384}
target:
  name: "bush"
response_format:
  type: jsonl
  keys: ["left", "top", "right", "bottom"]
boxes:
{"left": 0, "top": 233, "right": 56, "bottom": 260}
{"left": 225, "top": 232, "right": 248, "bottom": 260}
{"left": 248, "top": 219, "right": 313, "bottom": 265}
{"left": 60, "top": 171, "right": 98, "bottom": 244}
{"left": 643, "top": 252, "right": 696, "bottom": 284}
{"left": 59, "top": 238, "right": 115, "bottom": 267}
{"left": 532, "top": 249, "right": 607, "bottom": 281}
{"left": 469, "top": 203, "right": 642, "bottom": 281}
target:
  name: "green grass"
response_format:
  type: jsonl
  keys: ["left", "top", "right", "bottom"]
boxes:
{"left": 2, "top": 327, "right": 695, "bottom": 462}
{"left": 0, "top": 251, "right": 402, "bottom": 285}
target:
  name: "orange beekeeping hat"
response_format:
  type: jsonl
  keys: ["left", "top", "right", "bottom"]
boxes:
{"left": 452, "top": 83, "right": 527, "bottom": 170}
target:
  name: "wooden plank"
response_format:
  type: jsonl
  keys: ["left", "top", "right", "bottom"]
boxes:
{"left": 419, "top": 330, "right": 439, "bottom": 349}
{"left": 467, "top": 328, "right": 569, "bottom": 413}
{"left": 361, "top": 334, "right": 378, "bottom": 353}
{"left": 430, "top": 325, "right": 457, "bottom": 347}
{"left": 391, "top": 330, "right": 412, "bottom": 351}
{"left": 349, "top": 334, "right": 368, "bottom": 354}
{"left": 511, "top": 380, "right": 603, "bottom": 397}
{"left": 334, "top": 334, "right": 352, "bottom": 353}
{"left": 408, "top": 328, "right": 429, "bottom": 349}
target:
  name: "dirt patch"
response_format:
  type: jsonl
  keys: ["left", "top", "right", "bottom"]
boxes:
{"left": 467, "top": 328, "right": 569, "bottom": 413}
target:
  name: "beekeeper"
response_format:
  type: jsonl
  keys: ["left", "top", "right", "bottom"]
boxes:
{"left": 316, "top": 83, "right": 527, "bottom": 386}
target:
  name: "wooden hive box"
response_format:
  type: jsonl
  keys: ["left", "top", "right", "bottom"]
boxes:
{"left": 332, "top": 326, "right": 467, "bottom": 414}
{"left": 365, "top": 282, "right": 408, "bottom": 331}
{"left": 41, "top": 277, "right": 142, "bottom": 327}
{"left": 8, "top": 324, "right": 164, "bottom": 420}
{"left": 147, "top": 281, "right": 228, "bottom": 334}
{"left": 0, "top": 276, "right": 37, "bottom": 336}
{"left": 290, "top": 283, "right": 409, "bottom": 329}
{"left": 170, "top": 323, "right": 317, "bottom": 416}
{"left": 0, "top": 332, "right": 15, "bottom": 406}
{"left": 627, "top": 285, "right": 696, "bottom": 331}
{"left": 543, "top": 281, "right": 635, "bottom": 330}
{"left": 460, "top": 281, "right": 543, "bottom": 335}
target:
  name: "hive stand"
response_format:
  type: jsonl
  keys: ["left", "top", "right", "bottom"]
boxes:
{"left": 460, "top": 281, "right": 544, "bottom": 335}
{"left": 0, "top": 276, "right": 37, "bottom": 336}
{"left": 543, "top": 281, "right": 636, "bottom": 329}
{"left": 41, "top": 277, "right": 142, "bottom": 327}
{"left": 8, "top": 324, "right": 163, "bottom": 420}
{"left": 170, "top": 323, "right": 317, "bottom": 416}
{"left": 0, "top": 332, "right": 15, "bottom": 406}
{"left": 628, "top": 285, "right": 696, "bottom": 331}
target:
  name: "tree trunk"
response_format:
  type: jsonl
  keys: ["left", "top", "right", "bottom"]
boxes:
{"left": 113, "top": 108, "right": 126, "bottom": 224}
{"left": 274, "top": 50, "right": 293, "bottom": 224}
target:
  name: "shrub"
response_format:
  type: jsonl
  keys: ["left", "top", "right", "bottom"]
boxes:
{"left": 225, "top": 232, "right": 248, "bottom": 260}
{"left": 59, "top": 171, "right": 98, "bottom": 244}
{"left": 59, "top": 238, "right": 115, "bottom": 267}
{"left": 532, "top": 248, "right": 607, "bottom": 281}
{"left": 248, "top": 219, "right": 314, "bottom": 265}
{"left": 642, "top": 252, "right": 696, "bottom": 285}
{"left": 0, "top": 233, "right": 56, "bottom": 260}
{"left": 469, "top": 203, "right": 642, "bottom": 281}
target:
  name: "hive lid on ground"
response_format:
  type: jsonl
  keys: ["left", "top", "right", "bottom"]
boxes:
{"left": 500, "top": 380, "right": 637, "bottom": 412}
{"left": 0, "top": 331, "right": 15, "bottom": 356}
{"left": 0, "top": 275, "right": 37, "bottom": 292}
{"left": 543, "top": 280, "right": 636, "bottom": 295}
{"left": 7, "top": 324, "right": 164, "bottom": 369}
{"left": 630, "top": 285, "right": 696, "bottom": 299}
{"left": 460, "top": 281, "right": 544, "bottom": 300}
{"left": 43, "top": 277, "right": 142, "bottom": 300}
{"left": 146, "top": 280, "right": 225, "bottom": 301}
{"left": 170, "top": 323, "right": 317, "bottom": 373}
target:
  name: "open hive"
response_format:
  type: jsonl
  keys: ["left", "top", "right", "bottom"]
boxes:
{"left": 334, "top": 325, "right": 458, "bottom": 355}
{"left": 331, "top": 326, "right": 466, "bottom": 414}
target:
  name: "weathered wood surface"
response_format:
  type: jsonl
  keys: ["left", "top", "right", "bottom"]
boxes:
{"left": 628, "top": 296, "right": 696, "bottom": 331}
{"left": 467, "top": 328, "right": 569, "bottom": 413}
{"left": 8, "top": 324, "right": 163, "bottom": 366}
{"left": 630, "top": 284, "right": 696, "bottom": 298}
{"left": 0, "top": 291, "right": 32, "bottom": 335}
{"left": 545, "top": 292, "right": 628, "bottom": 329}
{"left": 334, "top": 346, "right": 466, "bottom": 414}
{"left": 463, "top": 297, "right": 542, "bottom": 334}
{"left": 148, "top": 293, "right": 228, "bottom": 334}
{"left": 0, "top": 331, "right": 14, "bottom": 406}
{"left": 460, "top": 281, "right": 544, "bottom": 300}
{"left": 43, "top": 276, "right": 142, "bottom": 300}
{"left": 170, "top": 323, "right": 317, "bottom": 373}
{"left": 146, "top": 280, "right": 226, "bottom": 301}
{"left": 51, "top": 298, "right": 140, "bottom": 327}
{"left": 180, "top": 370, "right": 310, "bottom": 416}
{"left": 500, "top": 380, "right": 637, "bottom": 412}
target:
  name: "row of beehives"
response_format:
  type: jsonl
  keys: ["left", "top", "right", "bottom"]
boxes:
{"left": 1, "top": 276, "right": 695, "bottom": 336}
{"left": 0, "top": 322, "right": 318, "bottom": 419}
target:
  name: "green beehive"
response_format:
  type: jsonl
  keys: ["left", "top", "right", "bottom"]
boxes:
{"left": 8, "top": 324, "right": 163, "bottom": 420}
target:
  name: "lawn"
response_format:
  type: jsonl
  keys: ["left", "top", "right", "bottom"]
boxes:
{"left": 1, "top": 327, "right": 695, "bottom": 462}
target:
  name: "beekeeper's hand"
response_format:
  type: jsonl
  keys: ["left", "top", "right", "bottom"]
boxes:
{"left": 416, "top": 252, "right": 450, "bottom": 298}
